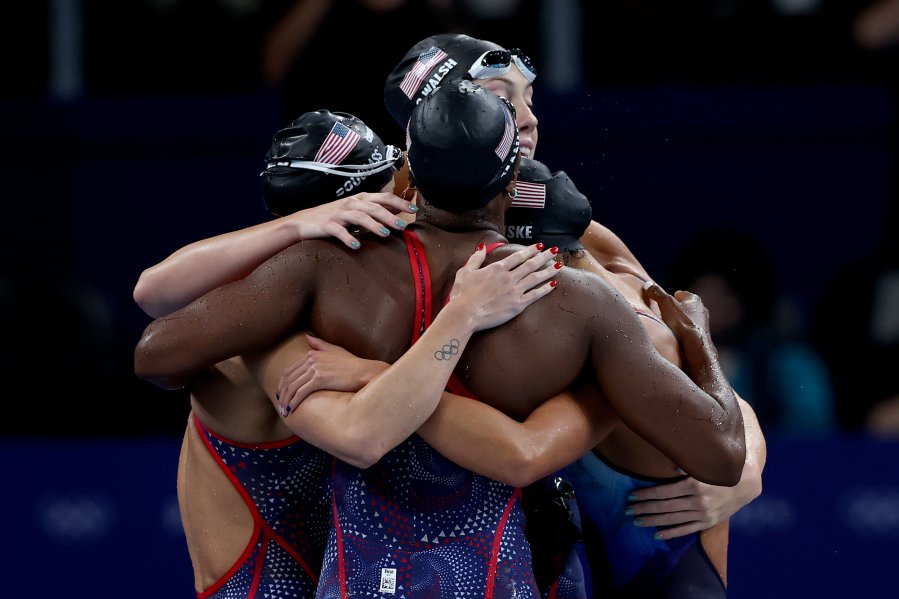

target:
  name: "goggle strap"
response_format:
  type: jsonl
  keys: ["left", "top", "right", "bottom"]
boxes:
{"left": 262, "top": 158, "right": 396, "bottom": 178}
{"left": 261, "top": 146, "right": 402, "bottom": 178}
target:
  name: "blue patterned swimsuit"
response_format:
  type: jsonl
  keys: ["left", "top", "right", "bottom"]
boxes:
{"left": 315, "top": 230, "right": 541, "bottom": 598}
{"left": 193, "top": 414, "right": 331, "bottom": 598}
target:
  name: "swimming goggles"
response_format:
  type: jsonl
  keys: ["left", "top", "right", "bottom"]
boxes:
{"left": 263, "top": 145, "right": 404, "bottom": 178}
{"left": 467, "top": 48, "right": 537, "bottom": 83}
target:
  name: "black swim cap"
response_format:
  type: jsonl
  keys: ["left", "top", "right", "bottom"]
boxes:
{"left": 504, "top": 158, "right": 592, "bottom": 252}
{"left": 384, "top": 34, "right": 506, "bottom": 132}
{"left": 261, "top": 109, "right": 403, "bottom": 216}
{"left": 407, "top": 80, "right": 520, "bottom": 213}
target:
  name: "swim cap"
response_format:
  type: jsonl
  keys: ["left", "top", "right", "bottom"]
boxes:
{"left": 407, "top": 79, "right": 520, "bottom": 213}
{"left": 384, "top": 33, "right": 505, "bottom": 132}
{"left": 261, "top": 109, "right": 403, "bottom": 216}
{"left": 504, "top": 158, "right": 592, "bottom": 252}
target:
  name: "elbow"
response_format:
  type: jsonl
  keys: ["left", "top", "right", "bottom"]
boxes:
{"left": 133, "top": 331, "right": 188, "bottom": 391}
{"left": 677, "top": 419, "right": 747, "bottom": 487}
{"left": 334, "top": 425, "right": 391, "bottom": 470}
{"left": 716, "top": 444, "right": 747, "bottom": 487}
{"left": 694, "top": 438, "right": 746, "bottom": 487}
{"left": 503, "top": 469, "right": 545, "bottom": 489}
{"left": 342, "top": 451, "right": 382, "bottom": 471}
{"left": 133, "top": 276, "right": 162, "bottom": 318}
{"left": 490, "top": 445, "right": 546, "bottom": 488}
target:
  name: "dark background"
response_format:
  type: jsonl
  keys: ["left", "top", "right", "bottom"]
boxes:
{"left": 2, "top": 0, "right": 896, "bottom": 437}
{"left": 2, "top": 1, "right": 898, "bottom": 596}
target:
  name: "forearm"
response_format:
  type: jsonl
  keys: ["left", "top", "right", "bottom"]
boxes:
{"left": 134, "top": 219, "right": 302, "bottom": 318}
{"left": 417, "top": 390, "right": 602, "bottom": 488}
{"left": 135, "top": 253, "right": 309, "bottom": 390}
{"left": 680, "top": 331, "right": 744, "bottom": 433}
{"left": 277, "top": 304, "right": 484, "bottom": 468}
{"left": 676, "top": 331, "right": 746, "bottom": 482}
{"left": 590, "top": 301, "right": 745, "bottom": 485}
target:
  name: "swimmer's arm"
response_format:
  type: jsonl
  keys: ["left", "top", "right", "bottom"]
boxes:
{"left": 248, "top": 302, "right": 482, "bottom": 468}
{"left": 417, "top": 382, "right": 610, "bottom": 488}
{"left": 133, "top": 193, "right": 414, "bottom": 317}
{"left": 252, "top": 338, "right": 607, "bottom": 486}
{"left": 135, "top": 243, "right": 319, "bottom": 390}
{"left": 627, "top": 394, "right": 765, "bottom": 537}
{"left": 246, "top": 246, "right": 558, "bottom": 468}
{"left": 584, "top": 281, "right": 745, "bottom": 486}
{"left": 735, "top": 394, "right": 766, "bottom": 503}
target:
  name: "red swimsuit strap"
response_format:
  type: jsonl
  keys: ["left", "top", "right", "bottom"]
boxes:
{"left": 403, "top": 231, "right": 506, "bottom": 400}
{"left": 403, "top": 229, "right": 433, "bottom": 344}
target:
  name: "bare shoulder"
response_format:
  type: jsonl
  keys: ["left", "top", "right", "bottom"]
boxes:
{"left": 270, "top": 236, "right": 393, "bottom": 272}
{"left": 579, "top": 220, "right": 651, "bottom": 280}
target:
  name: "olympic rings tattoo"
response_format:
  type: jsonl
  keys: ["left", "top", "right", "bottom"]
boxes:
{"left": 434, "top": 339, "right": 461, "bottom": 361}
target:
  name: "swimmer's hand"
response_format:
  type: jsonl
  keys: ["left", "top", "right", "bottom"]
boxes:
{"left": 276, "top": 334, "right": 389, "bottom": 417}
{"left": 627, "top": 475, "right": 752, "bottom": 540}
{"left": 292, "top": 191, "right": 418, "bottom": 249}
{"left": 640, "top": 282, "right": 712, "bottom": 343}
{"left": 445, "top": 243, "right": 559, "bottom": 332}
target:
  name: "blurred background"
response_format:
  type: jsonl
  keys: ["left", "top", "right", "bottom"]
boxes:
{"left": 2, "top": 0, "right": 898, "bottom": 596}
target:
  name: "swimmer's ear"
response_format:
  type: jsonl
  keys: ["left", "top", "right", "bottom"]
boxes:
{"left": 503, "top": 180, "right": 518, "bottom": 205}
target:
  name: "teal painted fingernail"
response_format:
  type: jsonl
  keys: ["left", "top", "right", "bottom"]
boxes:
{"left": 379, "top": 226, "right": 390, "bottom": 235}
{"left": 350, "top": 241, "right": 361, "bottom": 249}
{"left": 627, "top": 494, "right": 638, "bottom": 502}
{"left": 395, "top": 219, "right": 407, "bottom": 228}
{"left": 408, "top": 204, "right": 418, "bottom": 212}
{"left": 624, "top": 508, "right": 635, "bottom": 516}
{"left": 633, "top": 519, "right": 644, "bottom": 527}
{"left": 654, "top": 532, "right": 664, "bottom": 540}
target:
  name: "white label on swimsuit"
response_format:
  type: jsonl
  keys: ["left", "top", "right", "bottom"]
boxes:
{"left": 379, "top": 568, "right": 397, "bottom": 594}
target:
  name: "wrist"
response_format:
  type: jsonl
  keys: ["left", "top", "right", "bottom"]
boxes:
{"left": 680, "top": 329, "right": 718, "bottom": 363}
{"left": 283, "top": 211, "right": 309, "bottom": 242}
{"left": 361, "top": 360, "right": 391, "bottom": 386}
{"left": 435, "top": 302, "right": 479, "bottom": 336}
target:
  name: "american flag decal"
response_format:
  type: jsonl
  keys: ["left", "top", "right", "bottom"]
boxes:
{"left": 313, "top": 122, "right": 361, "bottom": 165}
{"left": 511, "top": 181, "right": 546, "bottom": 208}
{"left": 400, "top": 46, "right": 448, "bottom": 99}
{"left": 495, "top": 108, "right": 514, "bottom": 159}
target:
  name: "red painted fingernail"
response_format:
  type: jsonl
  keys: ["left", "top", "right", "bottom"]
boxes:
{"left": 550, "top": 246, "right": 559, "bottom": 255}
{"left": 550, "top": 280, "right": 558, "bottom": 288}
{"left": 554, "top": 262, "right": 563, "bottom": 270}
{"left": 535, "top": 242, "right": 544, "bottom": 251}
{"left": 476, "top": 242, "right": 485, "bottom": 251}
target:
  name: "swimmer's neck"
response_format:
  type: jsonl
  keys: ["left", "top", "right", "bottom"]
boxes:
{"left": 414, "top": 197, "right": 506, "bottom": 236}
{"left": 411, "top": 219, "right": 505, "bottom": 240}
